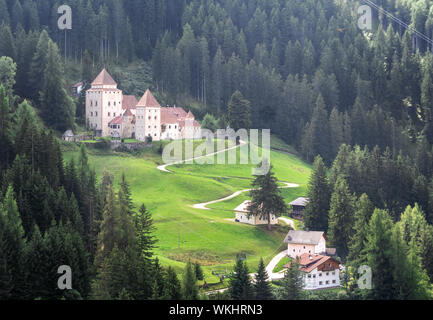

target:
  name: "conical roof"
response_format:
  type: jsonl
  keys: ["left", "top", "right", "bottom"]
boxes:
{"left": 136, "top": 89, "right": 161, "bottom": 108}
{"left": 91, "top": 68, "right": 117, "bottom": 86}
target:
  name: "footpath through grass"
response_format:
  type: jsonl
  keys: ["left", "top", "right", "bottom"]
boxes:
{"left": 63, "top": 139, "right": 311, "bottom": 283}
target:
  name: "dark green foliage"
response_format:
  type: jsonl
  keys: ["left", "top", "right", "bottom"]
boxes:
{"left": 248, "top": 163, "right": 288, "bottom": 230}
{"left": 303, "top": 156, "right": 331, "bottom": 232}
{"left": 228, "top": 259, "right": 253, "bottom": 300}
{"left": 254, "top": 258, "right": 273, "bottom": 300}
{"left": 182, "top": 260, "right": 199, "bottom": 300}
{"left": 227, "top": 90, "right": 251, "bottom": 131}
{"left": 277, "top": 259, "right": 304, "bottom": 300}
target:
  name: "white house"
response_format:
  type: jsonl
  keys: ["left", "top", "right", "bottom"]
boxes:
{"left": 284, "top": 253, "right": 341, "bottom": 290}
{"left": 284, "top": 230, "right": 327, "bottom": 258}
{"left": 233, "top": 200, "right": 278, "bottom": 226}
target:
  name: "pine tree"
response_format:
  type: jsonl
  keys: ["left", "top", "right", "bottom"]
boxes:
{"left": 348, "top": 194, "right": 374, "bottom": 269}
{"left": 229, "top": 259, "right": 252, "bottom": 300}
{"left": 364, "top": 209, "right": 394, "bottom": 299}
{"left": 194, "top": 262, "right": 204, "bottom": 281}
{"left": 0, "top": 23, "right": 16, "bottom": 60}
{"left": 254, "top": 258, "right": 273, "bottom": 300}
{"left": 29, "top": 30, "right": 50, "bottom": 100}
{"left": 303, "top": 156, "right": 331, "bottom": 232}
{"left": 182, "top": 260, "right": 199, "bottom": 300}
{"left": 278, "top": 258, "right": 304, "bottom": 300}
{"left": 328, "top": 177, "right": 356, "bottom": 258}
{"left": 248, "top": 162, "right": 287, "bottom": 230}
{"left": 135, "top": 204, "right": 157, "bottom": 262}
{"left": 227, "top": 90, "right": 252, "bottom": 131}
{"left": 164, "top": 266, "right": 183, "bottom": 300}
{"left": 39, "top": 40, "right": 74, "bottom": 131}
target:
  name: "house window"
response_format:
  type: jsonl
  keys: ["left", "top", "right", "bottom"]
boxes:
{"left": 293, "top": 249, "right": 295, "bottom": 252}
{"left": 90, "top": 101, "right": 93, "bottom": 106}
{"left": 95, "top": 112, "right": 98, "bottom": 116}
{"left": 114, "top": 113, "right": 116, "bottom": 117}
{"left": 319, "top": 281, "right": 322, "bottom": 285}
{"left": 333, "top": 280, "right": 336, "bottom": 284}
{"left": 108, "top": 102, "right": 110, "bottom": 106}
{"left": 326, "top": 281, "right": 329, "bottom": 285}
{"left": 114, "top": 102, "right": 116, "bottom": 106}
{"left": 108, "top": 112, "right": 111, "bottom": 117}
{"left": 175, "top": 125, "right": 177, "bottom": 129}
{"left": 155, "top": 116, "right": 157, "bottom": 120}
{"left": 169, "top": 125, "right": 171, "bottom": 129}
{"left": 95, "top": 102, "right": 98, "bottom": 106}
{"left": 303, "top": 246, "right": 306, "bottom": 249}
{"left": 332, "top": 271, "right": 335, "bottom": 275}
{"left": 307, "top": 275, "right": 311, "bottom": 278}
{"left": 319, "top": 273, "right": 322, "bottom": 277}
{"left": 148, "top": 116, "right": 151, "bottom": 120}
{"left": 326, "top": 272, "right": 329, "bottom": 276}
{"left": 91, "top": 112, "right": 93, "bottom": 116}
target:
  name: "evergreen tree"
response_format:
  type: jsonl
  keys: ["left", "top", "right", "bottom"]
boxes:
{"left": 248, "top": 162, "right": 288, "bottom": 231}
{"left": 164, "top": 266, "right": 183, "bottom": 300}
{"left": 229, "top": 259, "right": 252, "bottom": 300}
{"left": 182, "top": 260, "right": 199, "bottom": 300}
{"left": 328, "top": 177, "right": 356, "bottom": 258}
{"left": 303, "top": 156, "right": 331, "bottom": 232}
{"left": 0, "top": 23, "right": 16, "bottom": 60}
{"left": 278, "top": 258, "right": 304, "bottom": 300}
{"left": 227, "top": 90, "right": 252, "bottom": 131}
{"left": 39, "top": 40, "right": 74, "bottom": 131}
{"left": 254, "top": 258, "right": 273, "bottom": 300}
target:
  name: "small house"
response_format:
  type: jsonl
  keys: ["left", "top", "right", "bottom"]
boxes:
{"left": 233, "top": 200, "right": 278, "bottom": 226}
{"left": 62, "top": 130, "right": 75, "bottom": 142}
{"left": 284, "top": 253, "right": 341, "bottom": 290}
{"left": 289, "top": 197, "right": 309, "bottom": 219}
{"left": 284, "top": 230, "right": 327, "bottom": 258}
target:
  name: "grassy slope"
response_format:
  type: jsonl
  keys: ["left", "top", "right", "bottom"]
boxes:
{"left": 63, "top": 139, "right": 311, "bottom": 283}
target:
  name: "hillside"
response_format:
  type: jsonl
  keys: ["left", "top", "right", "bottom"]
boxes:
{"left": 63, "top": 140, "right": 311, "bottom": 283}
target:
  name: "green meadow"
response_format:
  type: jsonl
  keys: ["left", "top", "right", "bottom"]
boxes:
{"left": 63, "top": 139, "right": 311, "bottom": 283}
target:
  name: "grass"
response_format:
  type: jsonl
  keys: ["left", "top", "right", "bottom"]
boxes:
{"left": 273, "top": 256, "right": 292, "bottom": 273}
{"left": 63, "top": 137, "right": 311, "bottom": 284}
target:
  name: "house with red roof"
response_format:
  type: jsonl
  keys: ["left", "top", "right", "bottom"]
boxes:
{"left": 86, "top": 69, "right": 201, "bottom": 141}
{"left": 284, "top": 253, "right": 341, "bottom": 290}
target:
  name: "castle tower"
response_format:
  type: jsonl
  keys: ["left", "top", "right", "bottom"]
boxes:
{"left": 135, "top": 89, "right": 161, "bottom": 141}
{"left": 86, "top": 69, "right": 123, "bottom": 137}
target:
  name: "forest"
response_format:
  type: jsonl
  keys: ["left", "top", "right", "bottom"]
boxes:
{"left": 1, "top": 0, "right": 433, "bottom": 300}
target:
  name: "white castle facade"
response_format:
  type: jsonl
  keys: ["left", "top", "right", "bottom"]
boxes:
{"left": 86, "top": 69, "right": 201, "bottom": 141}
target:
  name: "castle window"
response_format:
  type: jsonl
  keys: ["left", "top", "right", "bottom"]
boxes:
{"left": 114, "top": 102, "right": 116, "bottom": 106}
{"left": 95, "top": 102, "right": 98, "bottom": 106}
{"left": 155, "top": 116, "right": 157, "bottom": 120}
{"left": 108, "top": 112, "right": 111, "bottom": 117}
{"left": 114, "top": 113, "right": 116, "bottom": 117}
{"left": 148, "top": 116, "right": 151, "bottom": 120}
{"left": 108, "top": 102, "right": 110, "bottom": 106}
{"left": 91, "top": 112, "right": 93, "bottom": 116}
{"left": 95, "top": 112, "right": 98, "bottom": 116}
{"left": 90, "top": 101, "right": 93, "bottom": 106}
{"left": 169, "top": 125, "right": 171, "bottom": 129}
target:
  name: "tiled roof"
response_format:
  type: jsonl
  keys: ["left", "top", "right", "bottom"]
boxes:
{"left": 122, "top": 95, "right": 138, "bottom": 110}
{"left": 136, "top": 89, "right": 161, "bottom": 108}
{"left": 284, "top": 253, "right": 338, "bottom": 273}
{"left": 193, "top": 120, "right": 201, "bottom": 127}
{"left": 186, "top": 111, "right": 194, "bottom": 119}
{"left": 109, "top": 116, "right": 123, "bottom": 125}
{"left": 91, "top": 69, "right": 117, "bottom": 86}
{"left": 161, "top": 107, "right": 181, "bottom": 124}
{"left": 73, "top": 81, "right": 83, "bottom": 88}
{"left": 284, "top": 230, "right": 325, "bottom": 245}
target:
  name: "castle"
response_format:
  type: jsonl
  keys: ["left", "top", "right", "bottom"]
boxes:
{"left": 86, "top": 69, "right": 201, "bottom": 141}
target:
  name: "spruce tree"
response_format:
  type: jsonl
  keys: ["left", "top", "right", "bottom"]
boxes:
{"left": 164, "top": 266, "right": 183, "bottom": 300}
{"left": 254, "top": 258, "right": 273, "bottom": 300}
{"left": 303, "top": 156, "right": 331, "bottom": 232}
{"left": 328, "top": 176, "right": 356, "bottom": 258}
{"left": 182, "top": 260, "right": 199, "bottom": 300}
{"left": 227, "top": 90, "right": 252, "bottom": 131}
{"left": 278, "top": 259, "right": 304, "bottom": 300}
{"left": 39, "top": 40, "right": 74, "bottom": 131}
{"left": 229, "top": 259, "right": 253, "bottom": 300}
{"left": 248, "top": 162, "right": 287, "bottom": 231}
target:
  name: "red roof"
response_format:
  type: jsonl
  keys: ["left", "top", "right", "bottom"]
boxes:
{"left": 186, "top": 111, "right": 194, "bottom": 119}
{"left": 122, "top": 95, "right": 138, "bottom": 110}
{"left": 123, "top": 108, "right": 134, "bottom": 117}
{"left": 161, "top": 107, "right": 180, "bottom": 124}
{"left": 109, "top": 116, "right": 123, "bottom": 125}
{"left": 73, "top": 81, "right": 83, "bottom": 88}
{"left": 284, "top": 253, "right": 339, "bottom": 273}
{"left": 193, "top": 120, "right": 201, "bottom": 127}
{"left": 136, "top": 89, "right": 161, "bottom": 108}
{"left": 91, "top": 69, "right": 117, "bottom": 86}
